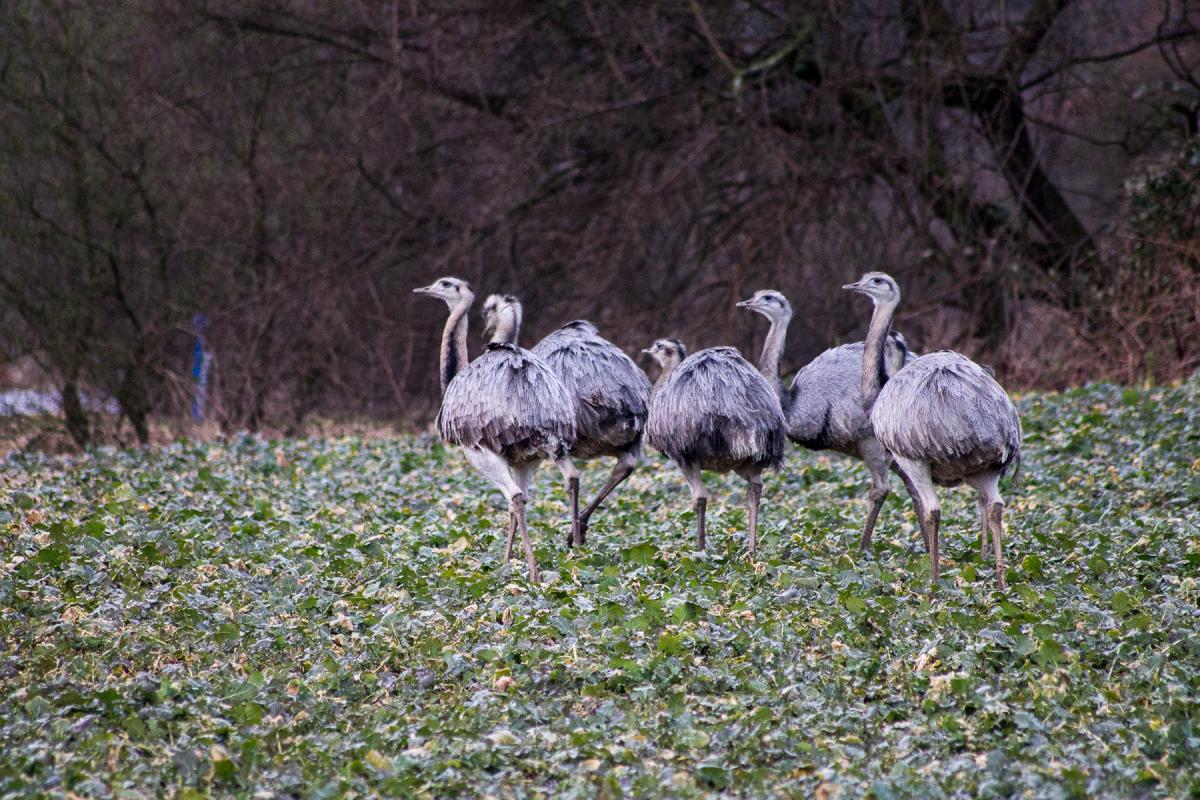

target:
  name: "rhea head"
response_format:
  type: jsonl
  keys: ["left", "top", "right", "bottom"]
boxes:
{"left": 642, "top": 337, "right": 687, "bottom": 371}
{"left": 481, "top": 293, "right": 523, "bottom": 344}
{"left": 736, "top": 289, "right": 793, "bottom": 322}
{"left": 413, "top": 276, "right": 474, "bottom": 307}
{"left": 842, "top": 272, "right": 900, "bottom": 306}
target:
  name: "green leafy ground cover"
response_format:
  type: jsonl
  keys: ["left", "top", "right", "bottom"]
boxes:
{"left": 2, "top": 381, "right": 1199, "bottom": 798}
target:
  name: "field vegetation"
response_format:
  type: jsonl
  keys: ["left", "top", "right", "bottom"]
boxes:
{"left": 2, "top": 380, "right": 1199, "bottom": 797}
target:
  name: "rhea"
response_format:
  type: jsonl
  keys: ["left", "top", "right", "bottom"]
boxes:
{"left": 643, "top": 339, "right": 786, "bottom": 554}
{"left": 413, "top": 279, "right": 576, "bottom": 583}
{"left": 738, "top": 289, "right": 914, "bottom": 549}
{"left": 526, "top": 314, "right": 652, "bottom": 547}
{"left": 846, "top": 272, "right": 1021, "bottom": 589}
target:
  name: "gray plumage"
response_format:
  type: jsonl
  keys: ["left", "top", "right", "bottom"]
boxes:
{"left": 437, "top": 342, "right": 577, "bottom": 466}
{"left": 738, "top": 288, "right": 914, "bottom": 550}
{"left": 414, "top": 279, "right": 577, "bottom": 583}
{"left": 872, "top": 351, "right": 1021, "bottom": 486}
{"left": 532, "top": 320, "right": 650, "bottom": 460}
{"left": 531, "top": 319, "right": 652, "bottom": 545}
{"left": 644, "top": 340, "right": 785, "bottom": 555}
{"left": 846, "top": 270, "right": 1022, "bottom": 590}
{"left": 786, "top": 338, "right": 915, "bottom": 451}
{"left": 646, "top": 346, "right": 785, "bottom": 473}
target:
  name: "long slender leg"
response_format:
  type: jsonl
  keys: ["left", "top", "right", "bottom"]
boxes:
{"left": 989, "top": 502, "right": 1006, "bottom": 590}
{"left": 680, "top": 463, "right": 709, "bottom": 550}
{"left": 514, "top": 495, "right": 539, "bottom": 583}
{"left": 859, "top": 437, "right": 891, "bottom": 551}
{"left": 577, "top": 450, "right": 638, "bottom": 544}
{"left": 967, "top": 472, "right": 1007, "bottom": 590}
{"left": 555, "top": 457, "right": 581, "bottom": 548}
{"left": 745, "top": 471, "right": 763, "bottom": 557}
{"left": 893, "top": 456, "right": 940, "bottom": 588}
{"left": 515, "top": 464, "right": 541, "bottom": 583}
{"left": 502, "top": 508, "right": 516, "bottom": 562}
{"left": 463, "top": 447, "right": 525, "bottom": 568}
{"left": 978, "top": 496, "right": 989, "bottom": 560}
{"left": 893, "top": 463, "right": 927, "bottom": 554}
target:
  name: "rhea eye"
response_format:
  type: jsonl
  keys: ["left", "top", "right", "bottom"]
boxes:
{"left": 872, "top": 278, "right": 882, "bottom": 284}
{"left": 439, "top": 280, "right": 450, "bottom": 288}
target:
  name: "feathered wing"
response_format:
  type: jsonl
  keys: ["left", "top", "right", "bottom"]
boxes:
{"left": 532, "top": 321, "right": 651, "bottom": 456}
{"left": 871, "top": 351, "right": 1021, "bottom": 483}
{"left": 786, "top": 343, "right": 871, "bottom": 450}
{"left": 786, "top": 334, "right": 916, "bottom": 451}
{"left": 437, "top": 344, "right": 577, "bottom": 463}
{"left": 647, "top": 347, "right": 786, "bottom": 470}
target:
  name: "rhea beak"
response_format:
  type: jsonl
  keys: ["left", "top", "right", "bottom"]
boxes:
{"left": 413, "top": 284, "right": 436, "bottom": 296}
{"left": 842, "top": 281, "right": 865, "bottom": 293}
{"left": 640, "top": 347, "right": 654, "bottom": 355}
{"left": 736, "top": 299, "right": 755, "bottom": 308}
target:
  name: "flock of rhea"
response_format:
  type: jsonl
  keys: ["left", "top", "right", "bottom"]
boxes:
{"left": 414, "top": 272, "right": 1022, "bottom": 591}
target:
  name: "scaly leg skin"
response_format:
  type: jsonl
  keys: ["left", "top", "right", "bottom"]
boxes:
{"left": 577, "top": 454, "right": 636, "bottom": 545}
{"left": 859, "top": 438, "right": 891, "bottom": 551}
{"left": 555, "top": 457, "right": 581, "bottom": 548}
{"left": 502, "top": 507, "right": 517, "bottom": 563}
{"left": 462, "top": 447, "right": 524, "bottom": 569}
{"left": 967, "top": 471, "right": 1006, "bottom": 590}
{"left": 894, "top": 455, "right": 940, "bottom": 588}
{"left": 894, "top": 464, "right": 927, "bottom": 554}
{"left": 927, "top": 508, "right": 941, "bottom": 588}
{"left": 514, "top": 496, "right": 539, "bottom": 584}
{"left": 978, "top": 496, "right": 989, "bottom": 560}
{"left": 566, "top": 476, "right": 580, "bottom": 548}
{"left": 680, "top": 462, "right": 709, "bottom": 551}
{"left": 746, "top": 478, "right": 762, "bottom": 557}
{"left": 989, "top": 501, "right": 1006, "bottom": 591}
{"left": 863, "top": 488, "right": 887, "bottom": 553}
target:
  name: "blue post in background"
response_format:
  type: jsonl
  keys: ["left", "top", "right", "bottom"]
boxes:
{"left": 191, "top": 314, "right": 211, "bottom": 423}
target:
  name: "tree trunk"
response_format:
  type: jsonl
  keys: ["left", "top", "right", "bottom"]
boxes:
{"left": 61, "top": 381, "right": 91, "bottom": 449}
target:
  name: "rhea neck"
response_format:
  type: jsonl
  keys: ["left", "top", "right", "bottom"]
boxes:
{"left": 439, "top": 293, "right": 473, "bottom": 393}
{"left": 488, "top": 304, "right": 522, "bottom": 346}
{"left": 860, "top": 294, "right": 900, "bottom": 411}
{"left": 756, "top": 311, "right": 793, "bottom": 408}
{"left": 651, "top": 354, "right": 682, "bottom": 393}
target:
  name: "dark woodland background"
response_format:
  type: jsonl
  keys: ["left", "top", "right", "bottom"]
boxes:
{"left": 1, "top": 1, "right": 1198, "bottom": 447}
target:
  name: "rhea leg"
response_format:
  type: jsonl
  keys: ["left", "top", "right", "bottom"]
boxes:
{"left": 893, "top": 462, "right": 928, "bottom": 554}
{"left": 577, "top": 449, "right": 638, "bottom": 544}
{"left": 859, "top": 437, "right": 892, "bottom": 551}
{"left": 977, "top": 496, "right": 989, "bottom": 560}
{"left": 514, "top": 464, "right": 541, "bottom": 583}
{"left": 464, "top": 447, "right": 529, "bottom": 574}
{"left": 502, "top": 508, "right": 516, "bottom": 562}
{"left": 736, "top": 467, "right": 764, "bottom": 557}
{"left": 556, "top": 457, "right": 581, "bottom": 547}
{"left": 968, "top": 471, "right": 1007, "bottom": 590}
{"left": 990, "top": 503, "right": 1006, "bottom": 590}
{"left": 680, "top": 463, "right": 709, "bottom": 550}
{"left": 894, "top": 456, "right": 940, "bottom": 587}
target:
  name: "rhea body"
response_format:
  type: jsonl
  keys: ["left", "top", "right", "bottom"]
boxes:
{"left": 414, "top": 279, "right": 576, "bottom": 583}
{"left": 738, "top": 290, "right": 914, "bottom": 549}
{"left": 526, "top": 316, "right": 652, "bottom": 547}
{"left": 643, "top": 339, "right": 786, "bottom": 554}
{"left": 847, "top": 272, "right": 1021, "bottom": 589}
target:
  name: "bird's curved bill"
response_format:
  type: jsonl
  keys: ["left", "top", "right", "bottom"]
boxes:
{"left": 842, "top": 281, "right": 863, "bottom": 291}
{"left": 736, "top": 298, "right": 754, "bottom": 307}
{"left": 640, "top": 347, "right": 654, "bottom": 354}
{"left": 413, "top": 284, "right": 436, "bottom": 295}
